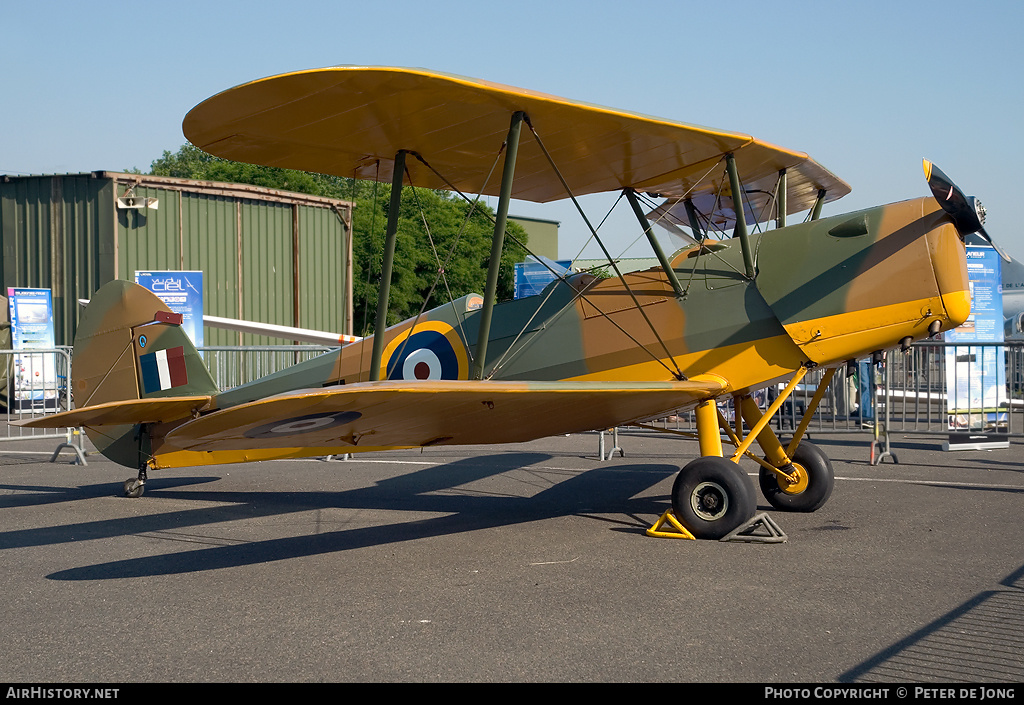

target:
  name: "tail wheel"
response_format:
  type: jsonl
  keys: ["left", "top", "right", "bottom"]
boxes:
{"left": 671, "top": 456, "right": 755, "bottom": 540}
{"left": 123, "top": 479, "right": 145, "bottom": 498}
{"left": 758, "top": 441, "right": 834, "bottom": 512}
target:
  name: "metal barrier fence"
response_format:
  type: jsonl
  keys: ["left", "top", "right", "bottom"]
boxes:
{"left": 0, "top": 348, "right": 85, "bottom": 464}
{"left": 881, "top": 342, "right": 1022, "bottom": 435}
{"left": 635, "top": 364, "right": 874, "bottom": 436}
{"left": 198, "top": 345, "right": 334, "bottom": 390}
{"left": 618, "top": 342, "right": 1024, "bottom": 462}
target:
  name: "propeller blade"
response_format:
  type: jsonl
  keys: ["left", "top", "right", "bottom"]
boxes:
{"left": 923, "top": 159, "right": 971, "bottom": 217}
{"left": 922, "top": 160, "right": 1008, "bottom": 261}
{"left": 977, "top": 226, "right": 1011, "bottom": 263}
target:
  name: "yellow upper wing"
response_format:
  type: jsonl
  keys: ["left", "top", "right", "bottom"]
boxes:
{"left": 162, "top": 379, "right": 725, "bottom": 452}
{"left": 183, "top": 66, "right": 849, "bottom": 219}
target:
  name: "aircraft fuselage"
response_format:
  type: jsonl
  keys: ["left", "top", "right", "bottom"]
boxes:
{"left": 214, "top": 196, "right": 968, "bottom": 412}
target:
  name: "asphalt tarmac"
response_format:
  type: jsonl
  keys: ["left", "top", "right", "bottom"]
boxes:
{"left": 1, "top": 428, "right": 1022, "bottom": 683}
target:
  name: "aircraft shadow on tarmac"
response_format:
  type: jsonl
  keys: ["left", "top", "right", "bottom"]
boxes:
{"left": 0, "top": 452, "right": 681, "bottom": 581}
{"left": 840, "top": 563, "right": 1024, "bottom": 682}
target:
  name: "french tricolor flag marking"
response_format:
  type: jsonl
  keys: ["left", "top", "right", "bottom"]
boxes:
{"left": 140, "top": 346, "right": 188, "bottom": 393}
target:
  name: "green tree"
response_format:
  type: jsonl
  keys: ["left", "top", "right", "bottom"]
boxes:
{"left": 147, "top": 145, "right": 528, "bottom": 333}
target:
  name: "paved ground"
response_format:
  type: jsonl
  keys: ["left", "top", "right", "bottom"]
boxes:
{"left": 1, "top": 429, "right": 1022, "bottom": 683}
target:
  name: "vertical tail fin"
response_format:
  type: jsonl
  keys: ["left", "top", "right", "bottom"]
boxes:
{"left": 73, "top": 280, "right": 217, "bottom": 406}
{"left": 72, "top": 280, "right": 217, "bottom": 467}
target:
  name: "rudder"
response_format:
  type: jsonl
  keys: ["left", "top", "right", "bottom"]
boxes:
{"left": 72, "top": 280, "right": 218, "bottom": 466}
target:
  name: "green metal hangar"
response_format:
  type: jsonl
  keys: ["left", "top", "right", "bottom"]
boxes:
{"left": 0, "top": 172, "right": 355, "bottom": 346}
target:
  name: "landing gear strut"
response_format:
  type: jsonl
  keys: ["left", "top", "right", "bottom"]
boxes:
{"left": 661, "top": 367, "right": 838, "bottom": 540}
{"left": 125, "top": 424, "right": 151, "bottom": 498}
{"left": 668, "top": 399, "right": 757, "bottom": 539}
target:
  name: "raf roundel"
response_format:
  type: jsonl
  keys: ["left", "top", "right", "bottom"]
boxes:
{"left": 381, "top": 322, "right": 468, "bottom": 381}
{"left": 402, "top": 347, "right": 444, "bottom": 380}
{"left": 243, "top": 411, "right": 362, "bottom": 439}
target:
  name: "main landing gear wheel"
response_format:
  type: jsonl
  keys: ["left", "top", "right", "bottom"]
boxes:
{"left": 758, "top": 441, "right": 834, "bottom": 512}
{"left": 671, "top": 456, "right": 756, "bottom": 540}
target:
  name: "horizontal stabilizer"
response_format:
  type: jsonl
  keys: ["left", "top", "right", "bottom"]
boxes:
{"left": 165, "top": 379, "right": 725, "bottom": 452}
{"left": 14, "top": 396, "right": 213, "bottom": 429}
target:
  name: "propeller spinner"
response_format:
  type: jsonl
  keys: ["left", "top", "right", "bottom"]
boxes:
{"left": 923, "top": 159, "right": 1009, "bottom": 262}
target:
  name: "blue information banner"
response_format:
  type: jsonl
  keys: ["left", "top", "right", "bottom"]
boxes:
{"left": 944, "top": 246, "right": 1006, "bottom": 432}
{"left": 7, "top": 287, "right": 57, "bottom": 408}
{"left": 514, "top": 258, "right": 572, "bottom": 299}
{"left": 135, "top": 271, "right": 204, "bottom": 347}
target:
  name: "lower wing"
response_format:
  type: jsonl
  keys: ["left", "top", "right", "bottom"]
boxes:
{"left": 163, "top": 379, "right": 725, "bottom": 451}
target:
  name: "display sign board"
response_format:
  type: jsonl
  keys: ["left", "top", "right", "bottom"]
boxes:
{"left": 514, "top": 258, "right": 572, "bottom": 299}
{"left": 7, "top": 287, "right": 58, "bottom": 409}
{"left": 135, "top": 271, "right": 204, "bottom": 346}
{"left": 943, "top": 246, "right": 1008, "bottom": 449}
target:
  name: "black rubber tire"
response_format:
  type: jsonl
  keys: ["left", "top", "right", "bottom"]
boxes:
{"left": 123, "top": 479, "right": 145, "bottom": 498}
{"left": 671, "top": 456, "right": 756, "bottom": 540}
{"left": 758, "top": 441, "right": 834, "bottom": 512}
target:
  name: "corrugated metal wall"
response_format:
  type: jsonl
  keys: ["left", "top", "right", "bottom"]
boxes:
{"left": 0, "top": 174, "right": 115, "bottom": 344}
{"left": 115, "top": 182, "right": 182, "bottom": 274}
{"left": 299, "top": 205, "right": 350, "bottom": 337}
{"left": 238, "top": 199, "right": 293, "bottom": 346}
{"left": 182, "top": 192, "right": 239, "bottom": 345}
{"left": 0, "top": 173, "right": 353, "bottom": 347}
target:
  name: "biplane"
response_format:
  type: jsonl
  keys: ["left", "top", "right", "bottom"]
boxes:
{"left": 22, "top": 66, "right": 988, "bottom": 540}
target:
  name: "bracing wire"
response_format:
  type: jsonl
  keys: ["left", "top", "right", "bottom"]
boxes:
{"left": 523, "top": 116, "right": 685, "bottom": 380}
{"left": 406, "top": 147, "right": 682, "bottom": 380}
{"left": 382, "top": 146, "right": 506, "bottom": 377}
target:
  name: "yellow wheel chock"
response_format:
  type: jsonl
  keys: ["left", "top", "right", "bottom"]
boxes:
{"left": 646, "top": 510, "right": 696, "bottom": 540}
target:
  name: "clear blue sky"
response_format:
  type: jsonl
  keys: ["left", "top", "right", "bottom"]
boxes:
{"left": 4, "top": 0, "right": 1022, "bottom": 260}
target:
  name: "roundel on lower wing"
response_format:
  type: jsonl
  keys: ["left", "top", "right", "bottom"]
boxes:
{"left": 381, "top": 322, "right": 468, "bottom": 381}
{"left": 243, "top": 411, "right": 362, "bottom": 439}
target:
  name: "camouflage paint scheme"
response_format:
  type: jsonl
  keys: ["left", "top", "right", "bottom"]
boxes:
{"left": 44, "top": 192, "right": 967, "bottom": 471}
{"left": 19, "top": 68, "right": 971, "bottom": 484}
{"left": 212, "top": 195, "right": 966, "bottom": 397}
